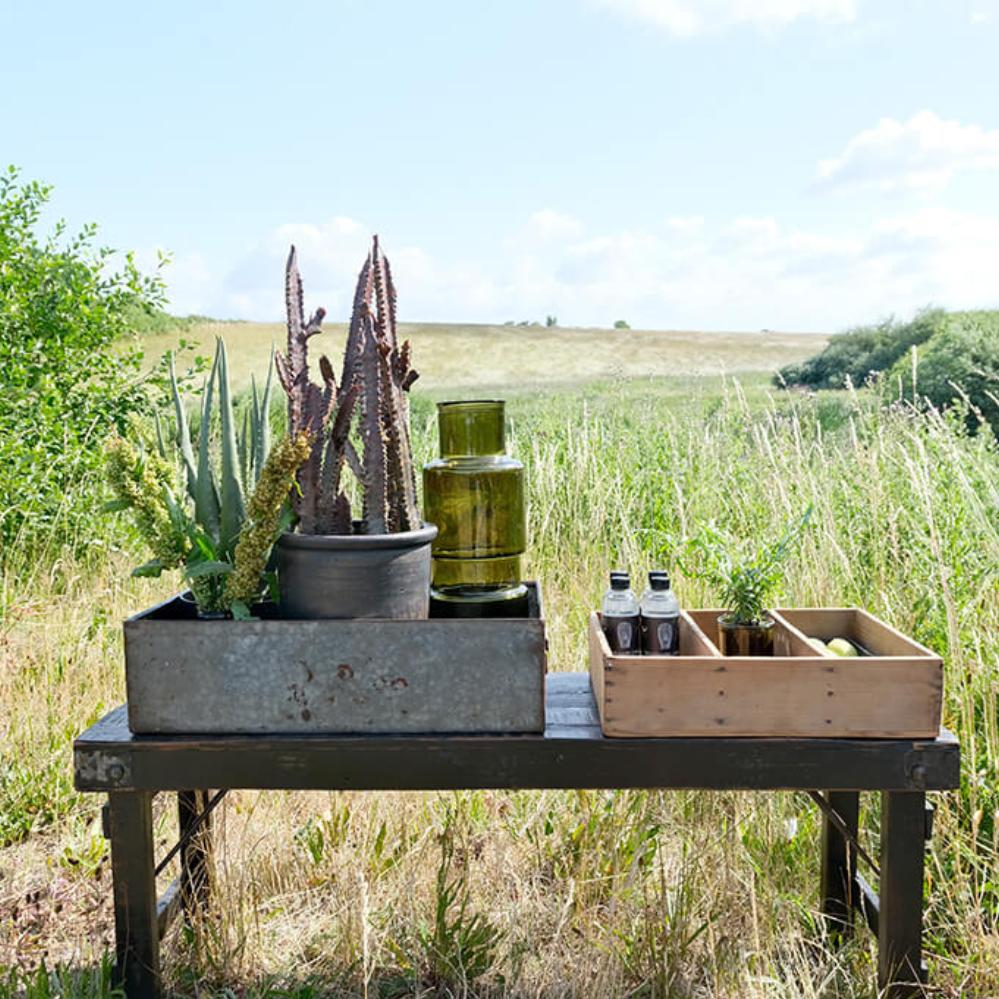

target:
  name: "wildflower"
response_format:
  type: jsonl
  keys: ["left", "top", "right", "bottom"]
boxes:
{"left": 225, "top": 431, "right": 313, "bottom": 607}
{"left": 106, "top": 436, "right": 188, "bottom": 570}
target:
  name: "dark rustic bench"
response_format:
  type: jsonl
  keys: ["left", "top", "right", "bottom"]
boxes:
{"left": 74, "top": 672, "right": 959, "bottom": 999}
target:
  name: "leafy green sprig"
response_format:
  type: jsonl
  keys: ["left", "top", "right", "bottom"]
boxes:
{"left": 679, "top": 507, "right": 812, "bottom": 625}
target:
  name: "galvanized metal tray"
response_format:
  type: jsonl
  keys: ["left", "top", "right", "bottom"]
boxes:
{"left": 124, "top": 583, "right": 546, "bottom": 735}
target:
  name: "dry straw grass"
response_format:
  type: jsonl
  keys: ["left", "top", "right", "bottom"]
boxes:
{"left": 140, "top": 321, "right": 826, "bottom": 393}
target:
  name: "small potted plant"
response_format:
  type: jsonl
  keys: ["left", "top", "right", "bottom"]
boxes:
{"left": 106, "top": 338, "right": 311, "bottom": 619}
{"left": 680, "top": 508, "right": 811, "bottom": 656}
{"left": 273, "top": 237, "right": 437, "bottom": 619}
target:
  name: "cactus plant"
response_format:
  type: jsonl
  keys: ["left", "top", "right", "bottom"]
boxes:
{"left": 275, "top": 236, "right": 421, "bottom": 536}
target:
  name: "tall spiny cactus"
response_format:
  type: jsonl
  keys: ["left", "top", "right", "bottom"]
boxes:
{"left": 275, "top": 237, "right": 420, "bottom": 536}
{"left": 359, "top": 235, "right": 420, "bottom": 533}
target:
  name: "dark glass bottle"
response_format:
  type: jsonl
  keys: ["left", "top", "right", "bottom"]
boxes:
{"left": 423, "top": 400, "right": 527, "bottom": 612}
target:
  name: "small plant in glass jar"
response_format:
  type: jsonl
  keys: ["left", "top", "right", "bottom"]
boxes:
{"left": 680, "top": 508, "right": 812, "bottom": 656}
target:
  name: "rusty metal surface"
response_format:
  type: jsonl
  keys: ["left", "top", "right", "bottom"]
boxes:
{"left": 124, "top": 584, "right": 546, "bottom": 735}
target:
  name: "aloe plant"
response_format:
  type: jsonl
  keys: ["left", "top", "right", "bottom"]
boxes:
{"left": 275, "top": 236, "right": 421, "bottom": 536}
{"left": 107, "top": 338, "right": 311, "bottom": 617}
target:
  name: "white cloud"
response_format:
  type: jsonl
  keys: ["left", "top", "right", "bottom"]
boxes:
{"left": 969, "top": 1, "right": 999, "bottom": 24}
{"left": 162, "top": 207, "right": 999, "bottom": 334}
{"left": 664, "top": 215, "right": 704, "bottom": 234}
{"left": 817, "top": 110, "right": 999, "bottom": 193}
{"left": 594, "top": 0, "right": 856, "bottom": 37}
{"left": 526, "top": 209, "right": 584, "bottom": 240}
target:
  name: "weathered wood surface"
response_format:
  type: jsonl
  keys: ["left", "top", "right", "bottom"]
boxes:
{"left": 820, "top": 790, "right": 859, "bottom": 937}
{"left": 124, "top": 587, "right": 546, "bottom": 735}
{"left": 879, "top": 791, "right": 929, "bottom": 997}
{"left": 107, "top": 791, "right": 161, "bottom": 999}
{"left": 75, "top": 673, "right": 959, "bottom": 793}
{"left": 590, "top": 609, "right": 943, "bottom": 739}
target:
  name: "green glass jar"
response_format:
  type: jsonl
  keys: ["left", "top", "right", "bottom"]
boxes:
{"left": 423, "top": 400, "right": 527, "bottom": 610}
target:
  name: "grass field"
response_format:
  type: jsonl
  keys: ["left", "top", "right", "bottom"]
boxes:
{"left": 141, "top": 321, "right": 828, "bottom": 393}
{"left": 2, "top": 323, "right": 998, "bottom": 998}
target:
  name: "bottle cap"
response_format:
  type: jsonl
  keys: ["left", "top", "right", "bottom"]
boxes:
{"left": 610, "top": 571, "right": 630, "bottom": 590}
{"left": 649, "top": 571, "right": 671, "bottom": 590}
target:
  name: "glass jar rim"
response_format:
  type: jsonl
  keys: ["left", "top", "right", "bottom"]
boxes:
{"left": 437, "top": 399, "right": 505, "bottom": 409}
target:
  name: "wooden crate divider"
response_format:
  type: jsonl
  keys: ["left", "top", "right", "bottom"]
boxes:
{"left": 588, "top": 607, "right": 942, "bottom": 739}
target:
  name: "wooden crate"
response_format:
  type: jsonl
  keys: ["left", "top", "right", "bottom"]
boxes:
{"left": 588, "top": 608, "right": 942, "bottom": 738}
{"left": 125, "top": 583, "right": 547, "bottom": 735}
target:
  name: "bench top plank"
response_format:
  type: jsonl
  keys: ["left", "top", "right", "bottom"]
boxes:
{"left": 74, "top": 672, "right": 958, "bottom": 793}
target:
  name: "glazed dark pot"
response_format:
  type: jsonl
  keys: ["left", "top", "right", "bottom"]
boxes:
{"left": 718, "top": 613, "right": 775, "bottom": 656}
{"left": 275, "top": 522, "right": 438, "bottom": 619}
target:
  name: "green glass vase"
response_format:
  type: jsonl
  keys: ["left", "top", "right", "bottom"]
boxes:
{"left": 423, "top": 400, "right": 527, "bottom": 612}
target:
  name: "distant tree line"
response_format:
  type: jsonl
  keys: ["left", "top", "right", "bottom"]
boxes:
{"left": 777, "top": 306, "right": 999, "bottom": 432}
{"left": 500, "top": 317, "right": 632, "bottom": 329}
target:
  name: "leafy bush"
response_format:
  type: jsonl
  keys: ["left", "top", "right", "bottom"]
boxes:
{"left": 613, "top": 319, "right": 630, "bottom": 329}
{"left": 776, "top": 307, "right": 944, "bottom": 389}
{"left": 890, "top": 311, "right": 999, "bottom": 432}
{"left": 122, "top": 302, "right": 212, "bottom": 336}
{"left": 0, "top": 167, "right": 164, "bottom": 554}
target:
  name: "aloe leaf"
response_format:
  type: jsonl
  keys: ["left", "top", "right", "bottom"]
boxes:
{"left": 185, "top": 560, "right": 234, "bottom": 578}
{"left": 195, "top": 352, "right": 221, "bottom": 543}
{"left": 216, "top": 338, "right": 246, "bottom": 555}
{"left": 169, "top": 352, "right": 198, "bottom": 500}
{"left": 131, "top": 559, "right": 166, "bottom": 578}
{"left": 256, "top": 346, "right": 274, "bottom": 480}
{"left": 239, "top": 404, "right": 251, "bottom": 488}
{"left": 249, "top": 374, "right": 260, "bottom": 481}
{"left": 229, "top": 600, "right": 255, "bottom": 621}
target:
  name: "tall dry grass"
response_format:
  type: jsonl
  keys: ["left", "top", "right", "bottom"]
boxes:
{"left": 1, "top": 374, "right": 997, "bottom": 997}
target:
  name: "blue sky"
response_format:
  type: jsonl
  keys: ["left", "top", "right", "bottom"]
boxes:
{"left": 4, "top": 0, "right": 999, "bottom": 331}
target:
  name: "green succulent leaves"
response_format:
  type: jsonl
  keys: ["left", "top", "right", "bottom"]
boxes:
{"left": 108, "top": 338, "right": 309, "bottom": 617}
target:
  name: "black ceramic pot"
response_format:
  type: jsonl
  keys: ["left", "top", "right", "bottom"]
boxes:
{"left": 275, "top": 522, "right": 438, "bottom": 619}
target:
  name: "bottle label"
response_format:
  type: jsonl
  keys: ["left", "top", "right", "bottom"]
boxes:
{"left": 642, "top": 614, "right": 680, "bottom": 655}
{"left": 603, "top": 615, "right": 640, "bottom": 654}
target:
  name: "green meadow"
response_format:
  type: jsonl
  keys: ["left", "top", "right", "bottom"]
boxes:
{"left": 2, "top": 322, "right": 998, "bottom": 997}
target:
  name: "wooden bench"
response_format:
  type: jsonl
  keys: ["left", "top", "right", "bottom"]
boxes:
{"left": 74, "top": 672, "right": 959, "bottom": 998}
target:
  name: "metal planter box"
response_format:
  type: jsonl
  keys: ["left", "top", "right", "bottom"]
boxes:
{"left": 124, "top": 583, "right": 546, "bottom": 735}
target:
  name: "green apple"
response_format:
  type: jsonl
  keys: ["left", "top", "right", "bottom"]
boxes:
{"left": 807, "top": 637, "right": 828, "bottom": 653}
{"left": 827, "top": 637, "right": 859, "bottom": 658}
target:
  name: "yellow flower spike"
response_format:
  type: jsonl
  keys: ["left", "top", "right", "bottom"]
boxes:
{"left": 225, "top": 431, "right": 314, "bottom": 608}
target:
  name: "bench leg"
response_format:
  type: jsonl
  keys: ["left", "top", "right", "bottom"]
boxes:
{"left": 819, "top": 790, "right": 859, "bottom": 940}
{"left": 178, "top": 790, "right": 214, "bottom": 917}
{"left": 108, "top": 791, "right": 161, "bottom": 999}
{"left": 879, "top": 791, "right": 927, "bottom": 999}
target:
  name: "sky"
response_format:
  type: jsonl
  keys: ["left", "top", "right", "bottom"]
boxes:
{"left": 3, "top": 0, "right": 999, "bottom": 332}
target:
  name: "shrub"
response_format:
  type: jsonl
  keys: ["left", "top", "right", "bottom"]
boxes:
{"left": 122, "top": 302, "right": 210, "bottom": 336}
{"left": 613, "top": 319, "right": 630, "bottom": 329}
{"left": 776, "top": 307, "right": 944, "bottom": 389}
{"left": 0, "top": 167, "right": 164, "bottom": 555}
{"left": 890, "top": 311, "right": 999, "bottom": 432}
